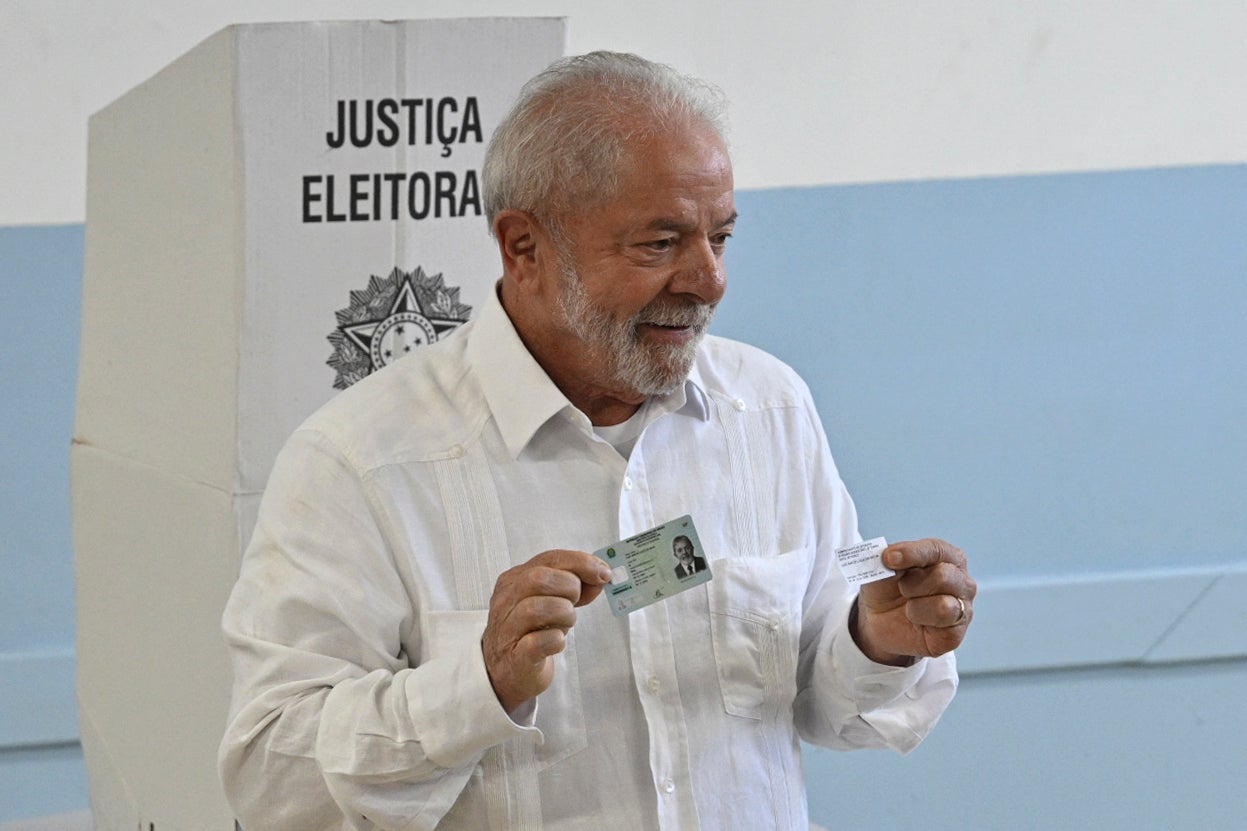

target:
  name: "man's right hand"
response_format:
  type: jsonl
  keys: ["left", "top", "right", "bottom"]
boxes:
{"left": 482, "top": 549, "right": 612, "bottom": 714}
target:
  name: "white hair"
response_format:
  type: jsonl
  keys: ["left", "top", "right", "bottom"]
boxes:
{"left": 482, "top": 51, "right": 729, "bottom": 236}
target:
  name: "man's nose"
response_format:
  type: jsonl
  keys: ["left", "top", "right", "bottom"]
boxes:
{"left": 670, "top": 238, "right": 726, "bottom": 305}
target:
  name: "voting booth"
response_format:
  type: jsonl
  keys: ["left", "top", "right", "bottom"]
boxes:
{"left": 73, "top": 18, "right": 565, "bottom": 829}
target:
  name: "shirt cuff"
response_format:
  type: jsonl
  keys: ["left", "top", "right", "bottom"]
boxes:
{"left": 830, "top": 611, "right": 959, "bottom": 753}
{"left": 832, "top": 609, "right": 929, "bottom": 713}
{"left": 407, "top": 611, "right": 544, "bottom": 769}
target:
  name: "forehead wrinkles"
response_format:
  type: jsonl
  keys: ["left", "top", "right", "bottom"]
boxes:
{"left": 556, "top": 120, "right": 734, "bottom": 261}
{"left": 616, "top": 133, "right": 733, "bottom": 215}
{"left": 618, "top": 121, "right": 730, "bottom": 178}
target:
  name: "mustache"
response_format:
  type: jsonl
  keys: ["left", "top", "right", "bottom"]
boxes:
{"left": 637, "top": 301, "right": 716, "bottom": 330}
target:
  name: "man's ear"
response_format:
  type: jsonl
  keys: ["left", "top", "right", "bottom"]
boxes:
{"left": 493, "top": 210, "right": 542, "bottom": 287}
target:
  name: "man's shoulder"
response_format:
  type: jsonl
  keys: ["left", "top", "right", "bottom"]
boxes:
{"left": 295, "top": 328, "right": 485, "bottom": 469}
{"left": 694, "top": 334, "right": 813, "bottom": 408}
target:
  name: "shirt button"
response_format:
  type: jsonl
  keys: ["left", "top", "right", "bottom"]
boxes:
{"left": 646, "top": 676, "right": 661, "bottom": 693}
{"left": 661, "top": 777, "right": 675, "bottom": 794}
{"left": 733, "top": 398, "right": 746, "bottom": 411}
{"left": 623, "top": 476, "right": 634, "bottom": 490}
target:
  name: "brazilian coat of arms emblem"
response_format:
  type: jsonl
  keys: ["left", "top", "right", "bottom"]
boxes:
{"left": 327, "top": 266, "right": 472, "bottom": 390}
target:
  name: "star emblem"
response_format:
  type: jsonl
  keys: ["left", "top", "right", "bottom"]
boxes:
{"left": 327, "top": 267, "right": 472, "bottom": 389}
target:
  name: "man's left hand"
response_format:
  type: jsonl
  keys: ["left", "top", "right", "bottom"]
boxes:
{"left": 852, "top": 538, "right": 975, "bottom": 665}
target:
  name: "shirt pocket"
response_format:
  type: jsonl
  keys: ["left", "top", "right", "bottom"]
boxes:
{"left": 424, "top": 610, "right": 588, "bottom": 771}
{"left": 707, "top": 548, "right": 809, "bottom": 720}
{"left": 532, "top": 627, "right": 589, "bottom": 769}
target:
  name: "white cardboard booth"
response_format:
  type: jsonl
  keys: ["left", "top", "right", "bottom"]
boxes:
{"left": 74, "top": 18, "right": 566, "bottom": 829}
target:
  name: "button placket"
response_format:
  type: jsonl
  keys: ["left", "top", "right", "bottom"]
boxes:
{"left": 619, "top": 436, "right": 698, "bottom": 828}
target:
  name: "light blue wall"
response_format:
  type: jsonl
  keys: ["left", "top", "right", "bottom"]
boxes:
{"left": 2, "top": 164, "right": 1244, "bottom": 824}
{"left": 1, "top": 225, "right": 82, "bottom": 647}
{"left": 0, "top": 224, "right": 87, "bottom": 820}
{"left": 801, "top": 659, "right": 1247, "bottom": 830}
{"left": 718, "top": 165, "right": 1247, "bottom": 830}
{"left": 720, "top": 165, "right": 1246, "bottom": 580}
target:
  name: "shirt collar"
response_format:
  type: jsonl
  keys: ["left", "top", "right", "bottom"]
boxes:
{"left": 467, "top": 284, "right": 573, "bottom": 459}
{"left": 642, "top": 364, "right": 711, "bottom": 426}
{"left": 467, "top": 284, "right": 712, "bottom": 458}
{"left": 680, "top": 357, "right": 712, "bottom": 423}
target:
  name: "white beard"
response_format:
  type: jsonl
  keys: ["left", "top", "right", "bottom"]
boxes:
{"left": 557, "top": 259, "right": 714, "bottom": 397}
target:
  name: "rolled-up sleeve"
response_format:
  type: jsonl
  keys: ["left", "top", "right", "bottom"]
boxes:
{"left": 218, "top": 429, "right": 537, "bottom": 831}
{"left": 797, "top": 602, "right": 958, "bottom": 754}
{"left": 790, "top": 385, "right": 959, "bottom": 754}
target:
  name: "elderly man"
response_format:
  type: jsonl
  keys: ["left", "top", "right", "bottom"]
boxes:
{"left": 220, "top": 52, "right": 975, "bottom": 830}
{"left": 672, "top": 535, "right": 707, "bottom": 580}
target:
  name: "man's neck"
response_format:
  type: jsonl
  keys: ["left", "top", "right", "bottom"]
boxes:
{"left": 500, "top": 280, "right": 648, "bottom": 426}
{"left": 579, "top": 394, "right": 645, "bottom": 427}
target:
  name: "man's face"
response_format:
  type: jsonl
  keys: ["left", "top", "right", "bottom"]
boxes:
{"left": 674, "top": 538, "right": 694, "bottom": 565}
{"left": 550, "top": 122, "right": 736, "bottom": 398}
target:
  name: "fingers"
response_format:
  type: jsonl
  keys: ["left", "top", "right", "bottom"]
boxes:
{"left": 883, "top": 539, "right": 976, "bottom": 627}
{"left": 483, "top": 549, "right": 611, "bottom": 713}
{"left": 530, "top": 548, "right": 615, "bottom": 583}
{"left": 528, "top": 549, "right": 614, "bottom": 605}
{"left": 902, "top": 593, "right": 972, "bottom": 629}
{"left": 510, "top": 593, "right": 579, "bottom": 636}
{"left": 493, "top": 550, "right": 611, "bottom": 611}
{"left": 895, "top": 560, "right": 976, "bottom": 602}
{"left": 512, "top": 626, "right": 569, "bottom": 664}
{"left": 884, "top": 538, "right": 967, "bottom": 571}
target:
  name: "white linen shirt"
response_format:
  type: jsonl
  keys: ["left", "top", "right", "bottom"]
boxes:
{"left": 219, "top": 287, "right": 957, "bottom": 831}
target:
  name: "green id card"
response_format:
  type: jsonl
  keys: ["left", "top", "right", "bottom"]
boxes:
{"left": 593, "top": 515, "right": 713, "bottom": 616}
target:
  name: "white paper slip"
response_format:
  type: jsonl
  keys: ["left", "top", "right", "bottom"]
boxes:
{"left": 835, "top": 536, "right": 895, "bottom": 585}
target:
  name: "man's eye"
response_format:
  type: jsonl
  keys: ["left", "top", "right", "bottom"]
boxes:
{"left": 646, "top": 239, "right": 674, "bottom": 252}
{"left": 711, "top": 232, "right": 732, "bottom": 250}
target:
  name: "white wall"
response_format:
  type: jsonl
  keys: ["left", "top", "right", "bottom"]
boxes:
{"left": 4, "top": 0, "right": 1246, "bottom": 225}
